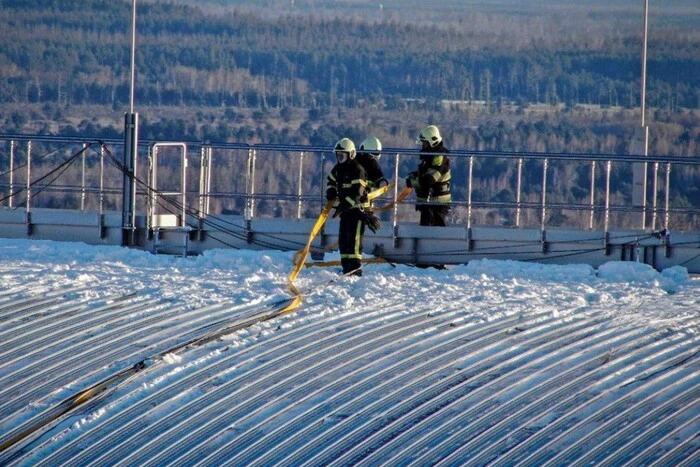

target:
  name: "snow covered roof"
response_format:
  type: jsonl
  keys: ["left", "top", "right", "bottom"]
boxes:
{"left": 0, "top": 239, "right": 698, "bottom": 465}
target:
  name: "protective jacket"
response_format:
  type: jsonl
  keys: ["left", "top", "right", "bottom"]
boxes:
{"left": 355, "top": 152, "right": 388, "bottom": 190}
{"left": 327, "top": 159, "right": 370, "bottom": 211}
{"left": 407, "top": 143, "right": 451, "bottom": 204}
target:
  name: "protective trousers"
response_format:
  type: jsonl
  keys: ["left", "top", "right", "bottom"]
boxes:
{"left": 418, "top": 205, "right": 450, "bottom": 227}
{"left": 338, "top": 209, "right": 365, "bottom": 275}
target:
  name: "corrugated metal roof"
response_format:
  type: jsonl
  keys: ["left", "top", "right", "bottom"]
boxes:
{"left": 0, "top": 284, "right": 698, "bottom": 465}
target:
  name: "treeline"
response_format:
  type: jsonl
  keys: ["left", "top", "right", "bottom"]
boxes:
{"left": 1, "top": 0, "right": 699, "bottom": 225}
{"left": 1, "top": 0, "right": 699, "bottom": 113}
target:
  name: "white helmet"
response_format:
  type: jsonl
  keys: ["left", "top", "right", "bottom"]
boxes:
{"left": 416, "top": 125, "right": 442, "bottom": 148}
{"left": 360, "top": 136, "right": 382, "bottom": 159}
{"left": 334, "top": 137, "right": 356, "bottom": 163}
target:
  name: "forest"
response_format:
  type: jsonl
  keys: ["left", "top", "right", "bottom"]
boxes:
{"left": 0, "top": 0, "right": 699, "bottom": 227}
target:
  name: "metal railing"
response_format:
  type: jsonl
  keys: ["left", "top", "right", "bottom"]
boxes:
{"left": 2, "top": 134, "right": 699, "bottom": 236}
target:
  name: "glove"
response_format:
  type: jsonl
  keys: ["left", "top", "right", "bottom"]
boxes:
{"left": 326, "top": 187, "right": 337, "bottom": 201}
{"left": 377, "top": 178, "right": 389, "bottom": 188}
{"left": 362, "top": 211, "right": 381, "bottom": 233}
{"left": 406, "top": 172, "right": 417, "bottom": 189}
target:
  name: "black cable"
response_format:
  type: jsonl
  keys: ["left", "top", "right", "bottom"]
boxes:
{"left": 0, "top": 143, "right": 91, "bottom": 207}
{"left": 100, "top": 143, "right": 294, "bottom": 251}
{"left": 95, "top": 141, "right": 682, "bottom": 260}
{"left": 0, "top": 142, "right": 74, "bottom": 178}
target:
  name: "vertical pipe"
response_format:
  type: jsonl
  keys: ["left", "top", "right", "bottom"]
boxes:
{"left": 515, "top": 157, "right": 523, "bottom": 227}
{"left": 640, "top": 1, "right": 650, "bottom": 228}
{"left": 589, "top": 160, "right": 596, "bottom": 230}
{"left": 605, "top": 160, "right": 612, "bottom": 234}
{"left": 540, "top": 158, "right": 548, "bottom": 232}
{"left": 641, "top": 0, "right": 649, "bottom": 128}
{"left": 467, "top": 155, "right": 474, "bottom": 230}
{"left": 26, "top": 141, "right": 32, "bottom": 213}
{"left": 640, "top": 127, "right": 649, "bottom": 229}
{"left": 631, "top": 1, "right": 650, "bottom": 229}
{"left": 297, "top": 151, "right": 305, "bottom": 220}
{"left": 129, "top": 0, "right": 137, "bottom": 115}
{"left": 122, "top": 0, "right": 138, "bottom": 246}
{"left": 81, "top": 142, "right": 87, "bottom": 210}
{"left": 122, "top": 113, "right": 138, "bottom": 246}
{"left": 8, "top": 140, "right": 15, "bottom": 208}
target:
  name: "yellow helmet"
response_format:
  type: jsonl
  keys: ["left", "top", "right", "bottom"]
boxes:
{"left": 334, "top": 137, "right": 356, "bottom": 163}
{"left": 416, "top": 125, "right": 442, "bottom": 148}
{"left": 360, "top": 136, "right": 382, "bottom": 159}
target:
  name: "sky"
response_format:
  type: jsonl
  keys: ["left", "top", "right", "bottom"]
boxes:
{"left": 0, "top": 238, "right": 698, "bottom": 465}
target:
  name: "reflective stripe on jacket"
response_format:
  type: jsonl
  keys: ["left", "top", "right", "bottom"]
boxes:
{"left": 415, "top": 154, "right": 451, "bottom": 204}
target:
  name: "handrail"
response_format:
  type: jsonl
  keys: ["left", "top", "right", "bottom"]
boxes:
{"left": 1, "top": 133, "right": 698, "bottom": 165}
{"left": 1, "top": 134, "right": 699, "bottom": 236}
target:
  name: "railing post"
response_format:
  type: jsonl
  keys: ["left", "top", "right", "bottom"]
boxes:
{"left": 467, "top": 155, "right": 474, "bottom": 230}
{"left": 248, "top": 147, "right": 257, "bottom": 220}
{"left": 180, "top": 144, "right": 187, "bottom": 227}
{"left": 392, "top": 152, "right": 400, "bottom": 247}
{"left": 198, "top": 145, "right": 212, "bottom": 216}
{"left": 147, "top": 144, "right": 157, "bottom": 234}
{"left": 8, "top": 140, "right": 15, "bottom": 208}
{"left": 589, "top": 161, "right": 596, "bottom": 230}
{"left": 297, "top": 151, "right": 305, "bottom": 220}
{"left": 604, "top": 160, "right": 612, "bottom": 235}
{"left": 198, "top": 146, "right": 206, "bottom": 216}
{"left": 664, "top": 162, "right": 671, "bottom": 230}
{"left": 99, "top": 144, "right": 105, "bottom": 239}
{"left": 25, "top": 141, "right": 32, "bottom": 213}
{"left": 540, "top": 158, "right": 548, "bottom": 232}
{"left": 25, "top": 140, "right": 32, "bottom": 236}
{"left": 81, "top": 142, "right": 87, "bottom": 210}
{"left": 515, "top": 157, "right": 523, "bottom": 227}
{"left": 194, "top": 145, "right": 211, "bottom": 241}
{"left": 99, "top": 144, "right": 105, "bottom": 215}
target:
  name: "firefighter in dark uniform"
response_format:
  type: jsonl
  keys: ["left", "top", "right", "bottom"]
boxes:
{"left": 356, "top": 136, "right": 389, "bottom": 191}
{"left": 405, "top": 125, "right": 451, "bottom": 226}
{"left": 327, "top": 137, "right": 373, "bottom": 276}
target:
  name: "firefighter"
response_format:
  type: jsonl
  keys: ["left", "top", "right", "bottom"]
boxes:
{"left": 356, "top": 136, "right": 389, "bottom": 190}
{"left": 326, "top": 137, "right": 380, "bottom": 276}
{"left": 405, "top": 124, "right": 451, "bottom": 227}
